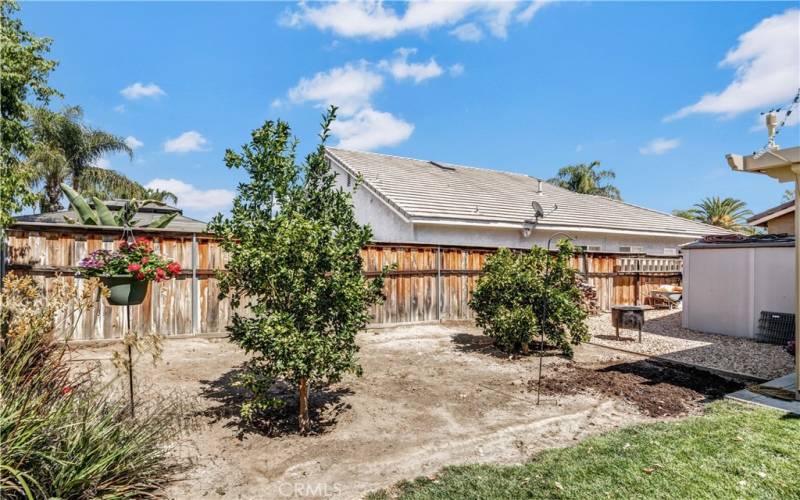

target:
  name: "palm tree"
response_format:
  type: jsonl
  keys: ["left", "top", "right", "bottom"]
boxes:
{"left": 673, "top": 196, "right": 753, "bottom": 232}
{"left": 548, "top": 160, "right": 621, "bottom": 200}
{"left": 25, "top": 106, "right": 175, "bottom": 210}
{"left": 141, "top": 188, "right": 178, "bottom": 204}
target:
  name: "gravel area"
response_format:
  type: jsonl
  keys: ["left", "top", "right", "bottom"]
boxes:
{"left": 588, "top": 309, "right": 795, "bottom": 380}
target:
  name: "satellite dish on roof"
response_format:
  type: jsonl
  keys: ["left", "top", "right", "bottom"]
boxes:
{"left": 531, "top": 200, "right": 545, "bottom": 219}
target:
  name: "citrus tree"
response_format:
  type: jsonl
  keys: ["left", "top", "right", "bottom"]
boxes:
{"left": 469, "top": 242, "right": 588, "bottom": 357}
{"left": 209, "top": 107, "right": 386, "bottom": 433}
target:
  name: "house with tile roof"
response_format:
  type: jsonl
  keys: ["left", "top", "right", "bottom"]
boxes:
{"left": 12, "top": 200, "right": 209, "bottom": 234}
{"left": 326, "top": 148, "right": 731, "bottom": 255}
{"left": 748, "top": 199, "right": 795, "bottom": 235}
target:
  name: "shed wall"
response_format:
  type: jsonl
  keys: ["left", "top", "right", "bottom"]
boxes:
{"left": 682, "top": 246, "right": 795, "bottom": 338}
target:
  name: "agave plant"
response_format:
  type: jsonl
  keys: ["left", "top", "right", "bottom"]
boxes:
{"left": 60, "top": 183, "right": 177, "bottom": 228}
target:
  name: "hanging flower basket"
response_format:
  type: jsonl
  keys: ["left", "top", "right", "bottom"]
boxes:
{"left": 101, "top": 275, "right": 150, "bottom": 306}
{"left": 78, "top": 237, "right": 182, "bottom": 306}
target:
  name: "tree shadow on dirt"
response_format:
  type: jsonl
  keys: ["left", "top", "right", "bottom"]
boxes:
{"left": 198, "top": 365, "right": 353, "bottom": 439}
{"left": 451, "top": 333, "right": 564, "bottom": 359}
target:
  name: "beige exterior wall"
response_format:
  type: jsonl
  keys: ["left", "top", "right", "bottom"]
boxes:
{"left": 766, "top": 212, "right": 795, "bottom": 234}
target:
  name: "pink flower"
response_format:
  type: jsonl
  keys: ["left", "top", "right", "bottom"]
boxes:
{"left": 135, "top": 272, "right": 145, "bottom": 281}
{"left": 61, "top": 386, "right": 73, "bottom": 395}
{"left": 166, "top": 262, "right": 181, "bottom": 276}
{"left": 127, "top": 263, "right": 141, "bottom": 273}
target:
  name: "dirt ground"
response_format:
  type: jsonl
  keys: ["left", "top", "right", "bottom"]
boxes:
{"left": 69, "top": 323, "right": 742, "bottom": 499}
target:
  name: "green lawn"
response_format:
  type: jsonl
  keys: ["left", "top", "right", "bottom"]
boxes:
{"left": 368, "top": 402, "right": 799, "bottom": 499}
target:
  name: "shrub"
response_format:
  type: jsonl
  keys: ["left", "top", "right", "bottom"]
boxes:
{"left": 0, "top": 274, "right": 184, "bottom": 498}
{"left": 469, "top": 242, "right": 588, "bottom": 357}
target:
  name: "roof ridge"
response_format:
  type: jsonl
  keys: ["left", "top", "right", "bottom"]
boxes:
{"left": 326, "top": 147, "right": 545, "bottom": 182}
{"left": 582, "top": 192, "right": 734, "bottom": 234}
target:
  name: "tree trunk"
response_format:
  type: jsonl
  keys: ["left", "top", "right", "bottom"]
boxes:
{"left": 521, "top": 342, "right": 530, "bottom": 354}
{"left": 298, "top": 377, "right": 310, "bottom": 434}
{"left": 43, "top": 180, "right": 64, "bottom": 213}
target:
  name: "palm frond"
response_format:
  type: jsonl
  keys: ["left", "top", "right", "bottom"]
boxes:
{"left": 80, "top": 166, "right": 146, "bottom": 200}
{"left": 549, "top": 160, "right": 622, "bottom": 200}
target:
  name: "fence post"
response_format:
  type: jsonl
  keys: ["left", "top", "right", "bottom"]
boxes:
{"left": 436, "top": 246, "right": 441, "bottom": 322}
{"left": 191, "top": 233, "right": 198, "bottom": 334}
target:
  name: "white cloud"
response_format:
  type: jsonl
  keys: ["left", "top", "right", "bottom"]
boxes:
{"left": 449, "top": 63, "right": 465, "bottom": 77}
{"left": 124, "top": 136, "right": 143, "bottom": 150}
{"left": 93, "top": 157, "right": 111, "bottom": 169}
{"left": 450, "top": 23, "right": 483, "bottom": 42}
{"left": 120, "top": 82, "right": 166, "bottom": 100}
{"left": 517, "top": 1, "right": 550, "bottom": 24}
{"left": 145, "top": 178, "right": 234, "bottom": 213}
{"left": 639, "top": 137, "right": 680, "bottom": 156}
{"left": 286, "top": 48, "right": 459, "bottom": 149}
{"left": 113, "top": 104, "right": 126, "bottom": 113}
{"left": 378, "top": 48, "right": 443, "bottom": 84}
{"left": 163, "top": 131, "right": 209, "bottom": 153}
{"left": 281, "top": 1, "right": 545, "bottom": 41}
{"left": 288, "top": 61, "right": 383, "bottom": 114}
{"left": 667, "top": 9, "right": 800, "bottom": 121}
{"left": 331, "top": 107, "right": 414, "bottom": 150}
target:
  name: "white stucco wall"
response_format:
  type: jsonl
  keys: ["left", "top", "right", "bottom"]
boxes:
{"left": 332, "top": 163, "right": 697, "bottom": 254}
{"left": 682, "top": 246, "right": 795, "bottom": 338}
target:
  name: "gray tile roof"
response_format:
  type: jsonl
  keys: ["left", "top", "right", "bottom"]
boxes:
{"left": 326, "top": 148, "right": 732, "bottom": 237}
{"left": 13, "top": 202, "right": 209, "bottom": 233}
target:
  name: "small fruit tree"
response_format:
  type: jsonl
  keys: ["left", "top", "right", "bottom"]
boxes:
{"left": 209, "top": 107, "right": 386, "bottom": 433}
{"left": 469, "top": 241, "right": 588, "bottom": 357}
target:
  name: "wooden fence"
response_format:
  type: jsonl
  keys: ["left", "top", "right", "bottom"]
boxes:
{"left": 2, "top": 228, "right": 682, "bottom": 339}
{"left": 362, "top": 244, "right": 682, "bottom": 325}
{"left": 2, "top": 227, "right": 235, "bottom": 340}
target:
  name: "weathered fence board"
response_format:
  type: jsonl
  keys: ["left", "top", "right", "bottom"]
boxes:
{"left": 3, "top": 228, "right": 682, "bottom": 337}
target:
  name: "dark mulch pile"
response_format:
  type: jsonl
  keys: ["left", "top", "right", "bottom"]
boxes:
{"left": 532, "top": 360, "right": 746, "bottom": 417}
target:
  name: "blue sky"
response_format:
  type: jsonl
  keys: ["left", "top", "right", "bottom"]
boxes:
{"left": 22, "top": 1, "right": 800, "bottom": 221}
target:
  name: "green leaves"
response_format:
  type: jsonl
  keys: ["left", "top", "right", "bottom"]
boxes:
{"left": 0, "top": 0, "right": 60, "bottom": 227}
{"left": 60, "top": 184, "right": 175, "bottom": 229}
{"left": 147, "top": 212, "right": 177, "bottom": 229}
{"left": 209, "top": 106, "right": 386, "bottom": 430}
{"left": 60, "top": 183, "right": 97, "bottom": 225}
{"left": 672, "top": 196, "right": 754, "bottom": 233}
{"left": 469, "top": 243, "right": 588, "bottom": 357}
{"left": 91, "top": 196, "right": 116, "bottom": 225}
{"left": 548, "top": 161, "right": 622, "bottom": 200}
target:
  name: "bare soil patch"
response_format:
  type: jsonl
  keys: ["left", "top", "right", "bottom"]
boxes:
{"left": 536, "top": 360, "right": 745, "bottom": 417}
{"left": 68, "top": 322, "right": 741, "bottom": 499}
